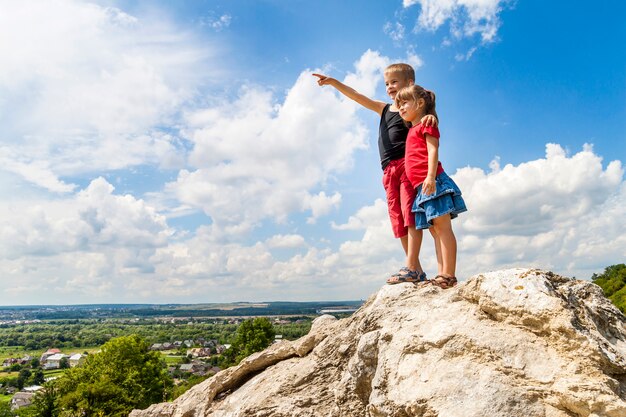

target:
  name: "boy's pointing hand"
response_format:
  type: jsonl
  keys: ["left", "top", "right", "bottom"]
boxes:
{"left": 312, "top": 73, "right": 333, "bottom": 86}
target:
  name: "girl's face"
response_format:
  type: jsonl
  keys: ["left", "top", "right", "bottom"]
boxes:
{"left": 397, "top": 98, "right": 420, "bottom": 123}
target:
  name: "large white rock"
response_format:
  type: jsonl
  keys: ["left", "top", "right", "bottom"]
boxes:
{"left": 130, "top": 269, "right": 626, "bottom": 417}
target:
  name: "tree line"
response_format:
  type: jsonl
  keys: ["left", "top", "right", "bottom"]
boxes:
{"left": 0, "top": 318, "right": 311, "bottom": 351}
{"left": 592, "top": 263, "right": 626, "bottom": 313}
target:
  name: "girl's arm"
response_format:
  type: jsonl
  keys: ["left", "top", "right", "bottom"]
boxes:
{"left": 422, "top": 134, "right": 439, "bottom": 196}
{"left": 312, "top": 73, "right": 387, "bottom": 115}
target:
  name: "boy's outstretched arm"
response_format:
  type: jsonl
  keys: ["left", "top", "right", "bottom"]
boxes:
{"left": 313, "top": 73, "right": 386, "bottom": 115}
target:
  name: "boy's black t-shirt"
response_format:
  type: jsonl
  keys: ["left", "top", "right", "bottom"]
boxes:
{"left": 378, "top": 104, "right": 409, "bottom": 170}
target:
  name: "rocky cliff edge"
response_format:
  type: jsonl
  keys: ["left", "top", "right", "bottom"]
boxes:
{"left": 130, "top": 268, "right": 626, "bottom": 417}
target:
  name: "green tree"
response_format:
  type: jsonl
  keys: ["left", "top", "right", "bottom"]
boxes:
{"left": 59, "top": 357, "right": 69, "bottom": 370}
{"left": 17, "top": 368, "right": 31, "bottom": 390}
{"left": 1, "top": 376, "right": 18, "bottom": 388}
{"left": 28, "top": 368, "right": 45, "bottom": 386}
{"left": 14, "top": 406, "right": 38, "bottom": 417}
{"left": 170, "top": 374, "right": 211, "bottom": 400}
{"left": 229, "top": 318, "right": 275, "bottom": 364}
{"left": 592, "top": 264, "right": 626, "bottom": 313}
{"left": 0, "top": 402, "right": 12, "bottom": 417}
{"left": 31, "top": 383, "right": 59, "bottom": 417}
{"left": 56, "top": 335, "right": 172, "bottom": 417}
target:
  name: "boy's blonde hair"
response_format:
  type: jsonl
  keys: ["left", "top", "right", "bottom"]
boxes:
{"left": 384, "top": 63, "right": 415, "bottom": 82}
{"left": 395, "top": 85, "right": 436, "bottom": 119}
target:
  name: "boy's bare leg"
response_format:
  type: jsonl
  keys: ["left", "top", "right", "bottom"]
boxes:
{"left": 399, "top": 234, "right": 409, "bottom": 256}
{"left": 406, "top": 228, "right": 423, "bottom": 272}
{"left": 429, "top": 228, "right": 443, "bottom": 275}
{"left": 431, "top": 215, "right": 456, "bottom": 277}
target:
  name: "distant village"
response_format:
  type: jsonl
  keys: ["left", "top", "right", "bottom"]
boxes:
{"left": 2, "top": 333, "right": 289, "bottom": 411}
{"left": 0, "top": 305, "right": 346, "bottom": 412}
{"left": 2, "top": 348, "right": 86, "bottom": 371}
{"left": 3, "top": 348, "right": 87, "bottom": 410}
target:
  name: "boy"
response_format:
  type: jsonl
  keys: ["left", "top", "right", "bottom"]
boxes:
{"left": 313, "top": 64, "right": 438, "bottom": 283}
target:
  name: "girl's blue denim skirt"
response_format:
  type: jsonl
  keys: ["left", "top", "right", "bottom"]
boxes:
{"left": 412, "top": 171, "right": 467, "bottom": 229}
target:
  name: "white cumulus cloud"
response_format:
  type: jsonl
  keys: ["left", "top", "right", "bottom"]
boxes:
{"left": 0, "top": 177, "right": 173, "bottom": 302}
{"left": 450, "top": 143, "right": 624, "bottom": 278}
{"left": 166, "top": 62, "right": 372, "bottom": 228}
{"left": 207, "top": 14, "right": 232, "bottom": 31}
{"left": 0, "top": 0, "right": 214, "bottom": 190}
{"left": 384, "top": 21, "right": 406, "bottom": 42}
{"left": 2, "top": 143, "right": 622, "bottom": 303}
{"left": 321, "top": 143, "right": 626, "bottom": 292}
{"left": 403, "top": 0, "right": 507, "bottom": 43}
{"left": 265, "top": 234, "right": 307, "bottom": 249}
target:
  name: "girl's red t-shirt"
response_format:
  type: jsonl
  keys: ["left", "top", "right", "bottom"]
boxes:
{"left": 405, "top": 123, "right": 444, "bottom": 188}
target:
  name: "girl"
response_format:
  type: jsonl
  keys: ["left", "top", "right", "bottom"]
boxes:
{"left": 394, "top": 85, "right": 467, "bottom": 289}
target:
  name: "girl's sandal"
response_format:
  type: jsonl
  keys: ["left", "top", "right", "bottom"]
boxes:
{"left": 430, "top": 275, "right": 457, "bottom": 289}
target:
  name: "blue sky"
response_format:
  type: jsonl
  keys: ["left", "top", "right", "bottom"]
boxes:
{"left": 0, "top": 0, "right": 624, "bottom": 305}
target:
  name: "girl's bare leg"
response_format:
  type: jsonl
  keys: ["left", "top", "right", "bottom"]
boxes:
{"left": 429, "top": 228, "right": 443, "bottom": 275}
{"left": 431, "top": 214, "right": 457, "bottom": 277}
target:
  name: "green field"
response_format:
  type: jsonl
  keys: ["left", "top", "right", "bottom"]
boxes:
{"left": 163, "top": 354, "right": 185, "bottom": 365}
{"left": 1, "top": 346, "right": 102, "bottom": 363}
{"left": 0, "top": 346, "right": 42, "bottom": 362}
{"left": 1, "top": 367, "right": 67, "bottom": 379}
{"left": 43, "top": 368, "right": 66, "bottom": 378}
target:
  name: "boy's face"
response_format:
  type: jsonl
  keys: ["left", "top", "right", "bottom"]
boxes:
{"left": 384, "top": 71, "right": 414, "bottom": 100}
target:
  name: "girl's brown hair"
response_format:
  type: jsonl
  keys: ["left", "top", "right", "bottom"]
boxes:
{"left": 394, "top": 85, "right": 436, "bottom": 120}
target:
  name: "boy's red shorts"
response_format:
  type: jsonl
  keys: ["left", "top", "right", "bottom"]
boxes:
{"left": 382, "top": 158, "right": 416, "bottom": 238}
